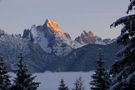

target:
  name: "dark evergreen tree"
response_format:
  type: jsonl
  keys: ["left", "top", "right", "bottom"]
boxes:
{"left": 110, "top": 0, "right": 135, "bottom": 89}
{"left": 58, "top": 79, "right": 69, "bottom": 90}
{"left": 72, "top": 77, "right": 84, "bottom": 90}
{"left": 12, "top": 53, "right": 39, "bottom": 90}
{"left": 90, "top": 53, "right": 110, "bottom": 90}
{"left": 0, "top": 56, "right": 11, "bottom": 90}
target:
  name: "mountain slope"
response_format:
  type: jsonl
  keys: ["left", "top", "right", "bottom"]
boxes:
{"left": 42, "top": 42, "right": 122, "bottom": 72}
{"left": 64, "top": 42, "right": 122, "bottom": 71}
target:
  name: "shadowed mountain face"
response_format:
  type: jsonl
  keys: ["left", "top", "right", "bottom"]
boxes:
{"left": 64, "top": 42, "right": 122, "bottom": 71}
{"left": 44, "top": 42, "right": 122, "bottom": 72}
{"left": 0, "top": 19, "right": 121, "bottom": 72}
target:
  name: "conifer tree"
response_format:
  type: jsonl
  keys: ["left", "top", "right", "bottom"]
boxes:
{"left": 90, "top": 53, "right": 110, "bottom": 90}
{"left": 110, "top": 0, "right": 135, "bottom": 89}
{"left": 58, "top": 79, "right": 69, "bottom": 90}
{"left": 72, "top": 77, "right": 84, "bottom": 90}
{"left": 12, "top": 53, "right": 39, "bottom": 90}
{"left": 0, "top": 56, "right": 11, "bottom": 90}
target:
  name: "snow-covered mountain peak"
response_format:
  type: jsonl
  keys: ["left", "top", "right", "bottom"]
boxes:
{"left": 44, "top": 19, "right": 64, "bottom": 36}
{"left": 23, "top": 19, "right": 74, "bottom": 56}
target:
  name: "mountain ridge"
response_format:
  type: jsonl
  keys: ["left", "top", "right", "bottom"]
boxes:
{"left": 0, "top": 19, "right": 120, "bottom": 72}
{"left": 23, "top": 19, "right": 114, "bottom": 56}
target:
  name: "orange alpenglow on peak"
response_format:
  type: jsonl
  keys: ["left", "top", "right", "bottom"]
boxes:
{"left": 45, "top": 19, "right": 64, "bottom": 36}
{"left": 81, "top": 30, "right": 94, "bottom": 37}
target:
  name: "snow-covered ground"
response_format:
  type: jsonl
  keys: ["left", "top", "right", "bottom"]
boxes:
{"left": 10, "top": 71, "right": 94, "bottom": 90}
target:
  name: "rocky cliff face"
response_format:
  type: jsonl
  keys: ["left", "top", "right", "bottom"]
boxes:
{"left": 75, "top": 30, "right": 114, "bottom": 45}
{"left": 75, "top": 31, "right": 95, "bottom": 45}
{"left": 23, "top": 19, "right": 74, "bottom": 56}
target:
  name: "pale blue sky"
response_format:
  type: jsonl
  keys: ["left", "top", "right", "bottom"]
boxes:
{"left": 0, "top": 0, "right": 129, "bottom": 39}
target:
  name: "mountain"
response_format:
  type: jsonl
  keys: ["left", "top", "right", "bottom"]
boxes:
{"left": 23, "top": 19, "right": 79, "bottom": 57}
{"left": 0, "top": 19, "right": 121, "bottom": 72}
{"left": 23, "top": 19, "right": 114, "bottom": 57}
{"left": 75, "top": 30, "right": 114, "bottom": 45}
{"left": 0, "top": 29, "right": 120, "bottom": 72}
{"left": 75, "top": 31, "right": 95, "bottom": 44}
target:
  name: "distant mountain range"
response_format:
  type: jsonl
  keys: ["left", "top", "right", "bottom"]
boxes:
{"left": 0, "top": 19, "right": 121, "bottom": 72}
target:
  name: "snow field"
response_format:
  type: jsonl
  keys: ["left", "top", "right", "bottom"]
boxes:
{"left": 10, "top": 71, "right": 94, "bottom": 90}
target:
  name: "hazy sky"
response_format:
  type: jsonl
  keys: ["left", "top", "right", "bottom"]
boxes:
{"left": 0, "top": 0, "right": 129, "bottom": 39}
